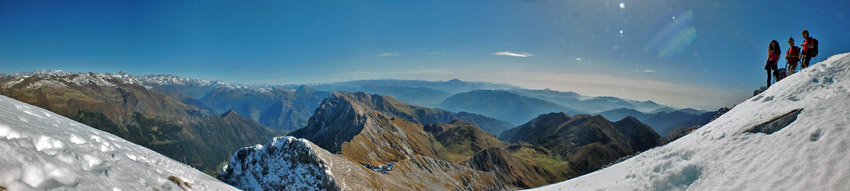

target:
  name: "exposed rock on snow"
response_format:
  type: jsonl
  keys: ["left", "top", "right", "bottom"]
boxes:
{"left": 530, "top": 53, "right": 850, "bottom": 191}
{"left": 0, "top": 95, "right": 237, "bottom": 191}
{"left": 745, "top": 108, "right": 803, "bottom": 134}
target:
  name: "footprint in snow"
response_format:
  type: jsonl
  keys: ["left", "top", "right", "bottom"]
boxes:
{"left": 810, "top": 129, "right": 823, "bottom": 142}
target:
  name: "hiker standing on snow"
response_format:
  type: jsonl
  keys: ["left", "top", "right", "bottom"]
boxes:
{"left": 765, "top": 40, "right": 781, "bottom": 87}
{"left": 800, "top": 30, "right": 818, "bottom": 69}
{"left": 786, "top": 37, "right": 801, "bottom": 75}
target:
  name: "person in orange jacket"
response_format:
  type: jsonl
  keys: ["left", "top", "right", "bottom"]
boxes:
{"left": 800, "top": 30, "right": 818, "bottom": 69}
{"left": 785, "top": 37, "right": 801, "bottom": 75}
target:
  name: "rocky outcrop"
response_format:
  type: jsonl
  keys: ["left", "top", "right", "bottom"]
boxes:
{"left": 289, "top": 92, "right": 504, "bottom": 166}
{"left": 289, "top": 92, "right": 441, "bottom": 165}
{"left": 282, "top": 92, "right": 518, "bottom": 190}
{"left": 220, "top": 136, "right": 504, "bottom": 191}
{"left": 220, "top": 137, "right": 339, "bottom": 191}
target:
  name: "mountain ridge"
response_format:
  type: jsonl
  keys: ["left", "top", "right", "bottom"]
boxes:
{"left": 499, "top": 112, "right": 661, "bottom": 178}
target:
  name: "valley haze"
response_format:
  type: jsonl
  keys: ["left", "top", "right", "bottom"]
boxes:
{"left": 2, "top": 69, "right": 736, "bottom": 111}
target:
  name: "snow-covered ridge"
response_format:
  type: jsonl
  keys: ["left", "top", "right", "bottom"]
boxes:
{"left": 220, "top": 136, "right": 339, "bottom": 191}
{"left": 1, "top": 70, "right": 253, "bottom": 90}
{"left": 531, "top": 53, "right": 850, "bottom": 191}
{"left": 0, "top": 95, "right": 238, "bottom": 191}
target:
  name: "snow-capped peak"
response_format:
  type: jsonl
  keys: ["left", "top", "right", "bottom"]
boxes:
{"left": 530, "top": 53, "right": 850, "bottom": 190}
{"left": 0, "top": 70, "right": 253, "bottom": 90}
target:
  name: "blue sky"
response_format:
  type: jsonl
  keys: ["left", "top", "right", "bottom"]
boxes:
{"left": 1, "top": 0, "right": 848, "bottom": 109}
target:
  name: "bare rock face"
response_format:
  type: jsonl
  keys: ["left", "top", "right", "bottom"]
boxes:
{"left": 289, "top": 92, "right": 441, "bottom": 165}
{"left": 288, "top": 92, "right": 368, "bottom": 154}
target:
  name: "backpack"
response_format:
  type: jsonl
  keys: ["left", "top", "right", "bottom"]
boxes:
{"left": 774, "top": 68, "right": 787, "bottom": 81}
{"left": 811, "top": 38, "right": 819, "bottom": 57}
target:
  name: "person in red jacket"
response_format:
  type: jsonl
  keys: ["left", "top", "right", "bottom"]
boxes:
{"left": 786, "top": 37, "right": 801, "bottom": 75}
{"left": 800, "top": 30, "right": 815, "bottom": 68}
{"left": 765, "top": 40, "right": 781, "bottom": 87}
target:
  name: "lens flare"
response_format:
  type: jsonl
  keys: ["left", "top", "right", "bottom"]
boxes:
{"left": 658, "top": 26, "right": 697, "bottom": 58}
{"left": 645, "top": 10, "right": 698, "bottom": 58}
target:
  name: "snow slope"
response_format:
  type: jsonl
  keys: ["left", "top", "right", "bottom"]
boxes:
{"left": 0, "top": 95, "right": 238, "bottom": 191}
{"left": 531, "top": 53, "right": 850, "bottom": 191}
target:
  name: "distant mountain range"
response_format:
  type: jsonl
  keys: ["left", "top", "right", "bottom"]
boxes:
{"left": 312, "top": 78, "right": 519, "bottom": 94}
{"left": 308, "top": 79, "right": 517, "bottom": 107}
{"left": 198, "top": 85, "right": 330, "bottom": 131}
{"left": 0, "top": 70, "right": 718, "bottom": 181}
{"left": 439, "top": 90, "right": 583, "bottom": 124}
{"left": 225, "top": 92, "right": 662, "bottom": 190}
{"left": 597, "top": 108, "right": 717, "bottom": 136}
{"left": 508, "top": 88, "right": 683, "bottom": 114}
{"left": 111, "top": 73, "right": 715, "bottom": 136}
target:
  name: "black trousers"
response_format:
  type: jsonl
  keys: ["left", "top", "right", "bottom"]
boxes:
{"left": 766, "top": 69, "right": 773, "bottom": 87}
{"left": 801, "top": 54, "right": 812, "bottom": 68}
{"left": 766, "top": 60, "right": 777, "bottom": 87}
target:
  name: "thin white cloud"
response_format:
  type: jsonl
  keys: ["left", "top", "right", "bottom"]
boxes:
{"left": 641, "top": 69, "right": 656, "bottom": 73}
{"left": 428, "top": 51, "right": 453, "bottom": 55}
{"left": 376, "top": 52, "right": 399, "bottom": 57}
{"left": 492, "top": 51, "right": 533, "bottom": 58}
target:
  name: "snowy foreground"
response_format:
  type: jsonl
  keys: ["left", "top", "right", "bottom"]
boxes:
{"left": 0, "top": 96, "right": 237, "bottom": 190}
{"left": 531, "top": 53, "right": 850, "bottom": 190}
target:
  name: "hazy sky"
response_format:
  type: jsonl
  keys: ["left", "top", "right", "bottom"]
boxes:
{"left": 1, "top": 0, "right": 849, "bottom": 109}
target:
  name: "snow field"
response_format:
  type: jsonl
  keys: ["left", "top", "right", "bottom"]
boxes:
{"left": 531, "top": 53, "right": 850, "bottom": 191}
{"left": 0, "top": 96, "right": 237, "bottom": 191}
